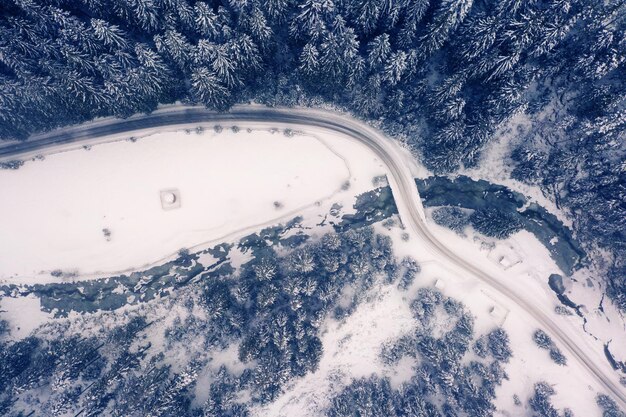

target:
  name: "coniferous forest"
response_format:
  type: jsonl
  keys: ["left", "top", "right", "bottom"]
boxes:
{"left": 0, "top": 226, "right": 518, "bottom": 416}
{"left": 0, "top": 0, "right": 624, "bottom": 309}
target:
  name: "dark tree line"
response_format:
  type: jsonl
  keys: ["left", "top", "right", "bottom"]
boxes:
{"left": 0, "top": 0, "right": 621, "bottom": 150}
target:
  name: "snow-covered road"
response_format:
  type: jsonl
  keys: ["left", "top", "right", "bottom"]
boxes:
{"left": 2, "top": 104, "right": 624, "bottom": 408}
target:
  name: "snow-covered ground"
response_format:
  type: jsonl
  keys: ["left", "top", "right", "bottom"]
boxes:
{"left": 253, "top": 272, "right": 416, "bottom": 416}
{"left": 264, "top": 128, "right": 624, "bottom": 414}
{"left": 0, "top": 124, "right": 386, "bottom": 282}
{"left": 417, "top": 213, "right": 626, "bottom": 416}
{"left": 0, "top": 294, "right": 52, "bottom": 339}
{"left": 253, "top": 214, "right": 622, "bottom": 417}
{"left": 1, "top": 111, "right": 623, "bottom": 415}
{"left": 458, "top": 112, "right": 573, "bottom": 228}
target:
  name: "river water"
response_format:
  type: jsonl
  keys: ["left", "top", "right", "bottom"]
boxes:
{"left": 416, "top": 175, "right": 587, "bottom": 276}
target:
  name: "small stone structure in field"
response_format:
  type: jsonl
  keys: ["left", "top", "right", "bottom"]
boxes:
{"left": 160, "top": 189, "right": 181, "bottom": 210}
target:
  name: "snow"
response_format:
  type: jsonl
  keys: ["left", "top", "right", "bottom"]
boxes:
{"left": 248, "top": 208, "right": 616, "bottom": 416}
{"left": 197, "top": 251, "right": 218, "bottom": 268}
{"left": 411, "top": 216, "right": 622, "bottom": 416}
{"left": 162, "top": 192, "right": 176, "bottom": 205}
{"left": 2, "top": 107, "right": 621, "bottom": 414}
{"left": 227, "top": 246, "right": 255, "bottom": 274}
{"left": 192, "top": 342, "right": 253, "bottom": 407}
{"left": 493, "top": 310, "right": 604, "bottom": 417}
{"left": 566, "top": 266, "right": 626, "bottom": 363}
{"left": 486, "top": 241, "right": 523, "bottom": 269}
{"left": 387, "top": 356, "right": 418, "bottom": 389}
{"left": 256, "top": 210, "right": 616, "bottom": 416}
{"left": 207, "top": 343, "right": 250, "bottom": 376}
{"left": 0, "top": 124, "right": 385, "bottom": 283}
{"left": 253, "top": 282, "right": 416, "bottom": 417}
{"left": 137, "top": 302, "right": 191, "bottom": 371}
{"left": 456, "top": 112, "right": 573, "bottom": 228}
{"left": 0, "top": 294, "right": 52, "bottom": 340}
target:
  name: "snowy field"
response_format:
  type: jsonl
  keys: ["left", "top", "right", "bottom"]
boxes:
{"left": 0, "top": 124, "right": 386, "bottom": 281}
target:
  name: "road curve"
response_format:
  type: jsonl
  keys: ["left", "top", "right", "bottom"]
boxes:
{"left": 2, "top": 104, "right": 625, "bottom": 407}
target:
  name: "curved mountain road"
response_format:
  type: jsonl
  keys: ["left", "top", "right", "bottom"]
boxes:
{"left": 2, "top": 105, "right": 624, "bottom": 408}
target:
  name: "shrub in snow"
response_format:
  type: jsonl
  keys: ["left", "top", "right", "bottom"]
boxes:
{"left": 487, "top": 328, "right": 512, "bottom": 362}
{"left": 529, "top": 382, "right": 562, "bottom": 417}
{"left": 533, "top": 329, "right": 553, "bottom": 349}
{"left": 443, "top": 297, "right": 463, "bottom": 316}
{"left": 398, "top": 256, "right": 420, "bottom": 290}
{"left": 381, "top": 218, "right": 395, "bottom": 230}
{"left": 253, "top": 257, "right": 277, "bottom": 281}
{"left": 0, "top": 160, "right": 24, "bottom": 170}
{"left": 431, "top": 206, "right": 470, "bottom": 234}
{"left": 289, "top": 248, "right": 316, "bottom": 274}
{"left": 380, "top": 335, "right": 416, "bottom": 365}
{"left": 398, "top": 269, "right": 416, "bottom": 291}
{"left": 473, "top": 337, "right": 489, "bottom": 358}
{"left": 0, "top": 224, "right": 511, "bottom": 415}
{"left": 470, "top": 208, "right": 523, "bottom": 239}
{"left": 372, "top": 175, "right": 388, "bottom": 187}
{"left": 597, "top": 394, "right": 626, "bottom": 417}
{"left": 549, "top": 348, "right": 567, "bottom": 366}
{"left": 511, "top": 146, "right": 547, "bottom": 185}
{"left": 410, "top": 288, "right": 443, "bottom": 324}
{"left": 554, "top": 306, "right": 573, "bottom": 316}
{"left": 533, "top": 329, "right": 567, "bottom": 366}
{"left": 338, "top": 296, "right": 512, "bottom": 417}
{"left": 0, "top": 0, "right": 623, "bottom": 314}
{"left": 326, "top": 376, "right": 396, "bottom": 417}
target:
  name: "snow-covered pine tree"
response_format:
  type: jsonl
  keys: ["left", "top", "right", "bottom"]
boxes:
{"left": 194, "top": 2, "right": 220, "bottom": 39}
{"left": 189, "top": 67, "right": 230, "bottom": 109}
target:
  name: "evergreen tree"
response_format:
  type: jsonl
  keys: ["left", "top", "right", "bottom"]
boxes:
{"left": 470, "top": 208, "right": 523, "bottom": 239}
{"left": 422, "top": 0, "right": 474, "bottom": 54}
{"left": 189, "top": 67, "right": 230, "bottom": 109}
{"left": 194, "top": 2, "right": 219, "bottom": 39}
{"left": 90, "top": 18, "right": 128, "bottom": 49}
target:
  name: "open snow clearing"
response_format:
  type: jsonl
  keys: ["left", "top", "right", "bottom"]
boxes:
{"left": 0, "top": 124, "right": 386, "bottom": 279}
